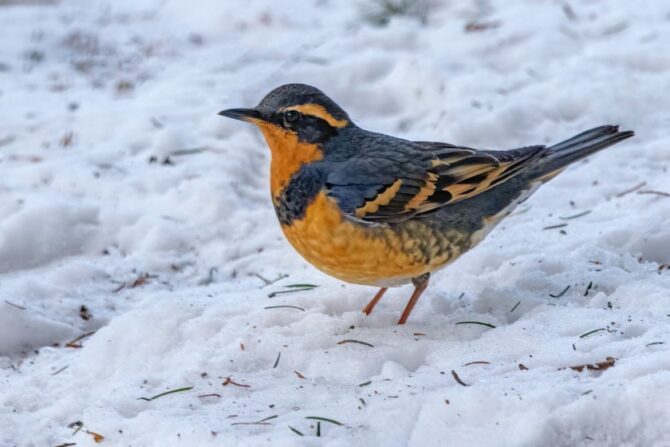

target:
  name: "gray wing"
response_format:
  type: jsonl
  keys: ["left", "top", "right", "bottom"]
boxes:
{"left": 326, "top": 140, "right": 546, "bottom": 224}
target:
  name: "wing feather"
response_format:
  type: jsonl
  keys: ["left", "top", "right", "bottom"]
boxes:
{"left": 327, "top": 141, "right": 547, "bottom": 224}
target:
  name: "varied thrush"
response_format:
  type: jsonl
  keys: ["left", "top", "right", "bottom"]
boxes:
{"left": 219, "top": 84, "right": 634, "bottom": 324}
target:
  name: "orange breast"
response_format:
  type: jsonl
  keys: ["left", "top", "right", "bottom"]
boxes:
{"left": 280, "top": 191, "right": 463, "bottom": 286}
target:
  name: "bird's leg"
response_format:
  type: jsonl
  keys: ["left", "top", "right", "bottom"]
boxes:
{"left": 362, "top": 287, "right": 388, "bottom": 316}
{"left": 397, "top": 273, "right": 430, "bottom": 325}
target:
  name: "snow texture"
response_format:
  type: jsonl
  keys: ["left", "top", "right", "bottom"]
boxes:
{"left": 1, "top": 0, "right": 670, "bottom": 446}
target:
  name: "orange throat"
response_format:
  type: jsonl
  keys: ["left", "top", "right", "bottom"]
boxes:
{"left": 255, "top": 123, "right": 323, "bottom": 195}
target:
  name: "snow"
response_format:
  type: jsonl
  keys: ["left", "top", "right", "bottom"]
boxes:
{"left": 1, "top": 0, "right": 670, "bottom": 446}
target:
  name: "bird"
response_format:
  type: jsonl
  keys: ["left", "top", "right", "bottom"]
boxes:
{"left": 219, "top": 83, "right": 634, "bottom": 325}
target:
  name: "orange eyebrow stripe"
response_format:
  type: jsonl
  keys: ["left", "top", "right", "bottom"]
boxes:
{"left": 355, "top": 179, "right": 403, "bottom": 218}
{"left": 282, "top": 103, "right": 348, "bottom": 128}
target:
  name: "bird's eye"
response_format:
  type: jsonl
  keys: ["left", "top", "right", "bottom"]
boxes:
{"left": 283, "top": 110, "right": 301, "bottom": 124}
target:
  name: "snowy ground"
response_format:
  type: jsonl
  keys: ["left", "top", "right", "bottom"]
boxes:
{"left": 1, "top": 0, "right": 670, "bottom": 446}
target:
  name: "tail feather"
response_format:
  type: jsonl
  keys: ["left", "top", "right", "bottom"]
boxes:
{"left": 535, "top": 125, "right": 634, "bottom": 178}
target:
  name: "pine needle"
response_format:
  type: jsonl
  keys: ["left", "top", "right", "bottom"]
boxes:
{"left": 138, "top": 386, "right": 193, "bottom": 401}
{"left": 450, "top": 370, "right": 469, "bottom": 386}
{"left": 337, "top": 339, "right": 374, "bottom": 347}
{"left": 289, "top": 426, "right": 304, "bottom": 436}
{"left": 579, "top": 328, "right": 606, "bottom": 338}
{"left": 455, "top": 321, "right": 496, "bottom": 329}
{"left": 264, "top": 305, "right": 305, "bottom": 311}
{"left": 549, "top": 285, "right": 571, "bottom": 298}
{"left": 268, "top": 284, "right": 318, "bottom": 298}
{"left": 231, "top": 415, "right": 278, "bottom": 426}
{"left": 305, "top": 416, "right": 344, "bottom": 426}
{"left": 559, "top": 210, "right": 591, "bottom": 220}
{"left": 543, "top": 223, "right": 568, "bottom": 230}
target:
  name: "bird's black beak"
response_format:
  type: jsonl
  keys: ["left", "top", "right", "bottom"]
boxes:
{"left": 218, "top": 108, "right": 263, "bottom": 123}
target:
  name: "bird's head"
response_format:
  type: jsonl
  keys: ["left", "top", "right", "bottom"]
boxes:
{"left": 219, "top": 83, "right": 351, "bottom": 144}
{"left": 219, "top": 84, "right": 352, "bottom": 194}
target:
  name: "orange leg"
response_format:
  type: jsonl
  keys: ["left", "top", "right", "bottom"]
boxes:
{"left": 397, "top": 273, "right": 430, "bottom": 325}
{"left": 362, "top": 287, "right": 388, "bottom": 316}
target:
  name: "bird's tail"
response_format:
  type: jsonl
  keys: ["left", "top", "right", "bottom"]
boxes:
{"left": 534, "top": 125, "right": 634, "bottom": 181}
